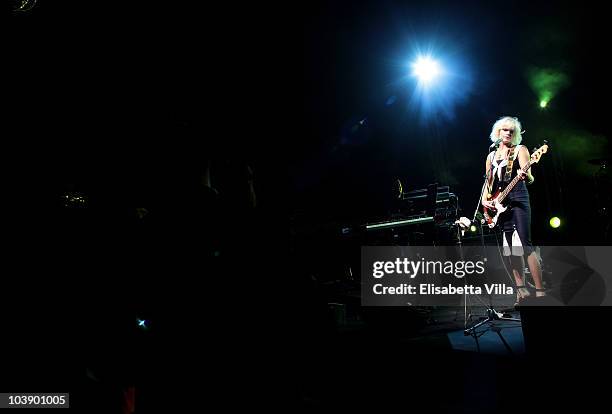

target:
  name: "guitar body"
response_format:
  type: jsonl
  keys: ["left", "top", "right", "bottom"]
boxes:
{"left": 483, "top": 188, "right": 508, "bottom": 228}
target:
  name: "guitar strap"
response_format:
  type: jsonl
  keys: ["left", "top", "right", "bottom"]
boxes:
{"left": 503, "top": 146, "right": 516, "bottom": 183}
{"left": 486, "top": 152, "right": 495, "bottom": 194}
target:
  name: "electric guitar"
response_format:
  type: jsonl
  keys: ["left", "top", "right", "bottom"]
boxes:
{"left": 483, "top": 143, "right": 549, "bottom": 228}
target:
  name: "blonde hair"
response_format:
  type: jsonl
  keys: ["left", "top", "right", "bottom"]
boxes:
{"left": 489, "top": 116, "right": 523, "bottom": 146}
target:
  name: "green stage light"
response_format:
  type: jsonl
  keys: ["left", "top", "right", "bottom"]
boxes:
{"left": 549, "top": 217, "right": 561, "bottom": 228}
{"left": 526, "top": 67, "right": 569, "bottom": 113}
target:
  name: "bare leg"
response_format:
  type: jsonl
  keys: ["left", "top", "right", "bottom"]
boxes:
{"left": 512, "top": 269, "right": 524, "bottom": 288}
{"left": 527, "top": 252, "right": 545, "bottom": 296}
{"left": 509, "top": 256, "right": 530, "bottom": 302}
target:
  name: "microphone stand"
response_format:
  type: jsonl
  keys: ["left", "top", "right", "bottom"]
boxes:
{"left": 453, "top": 151, "right": 492, "bottom": 329}
{"left": 453, "top": 216, "right": 472, "bottom": 330}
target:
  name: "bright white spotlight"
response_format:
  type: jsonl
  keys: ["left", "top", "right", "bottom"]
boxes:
{"left": 412, "top": 56, "right": 441, "bottom": 84}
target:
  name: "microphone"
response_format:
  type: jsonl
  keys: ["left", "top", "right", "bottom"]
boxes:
{"left": 489, "top": 138, "right": 501, "bottom": 150}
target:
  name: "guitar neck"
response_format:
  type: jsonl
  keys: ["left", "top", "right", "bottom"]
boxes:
{"left": 497, "top": 160, "right": 533, "bottom": 203}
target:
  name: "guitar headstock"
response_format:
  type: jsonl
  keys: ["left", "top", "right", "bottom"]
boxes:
{"left": 530, "top": 141, "right": 549, "bottom": 164}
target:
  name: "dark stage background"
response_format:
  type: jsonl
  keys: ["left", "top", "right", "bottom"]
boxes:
{"left": 4, "top": 0, "right": 612, "bottom": 412}
{"left": 5, "top": 1, "right": 280, "bottom": 412}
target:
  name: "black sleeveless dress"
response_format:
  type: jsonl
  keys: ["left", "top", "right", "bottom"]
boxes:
{"left": 488, "top": 145, "right": 534, "bottom": 257}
